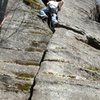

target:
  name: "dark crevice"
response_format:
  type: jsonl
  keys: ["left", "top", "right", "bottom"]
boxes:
{"left": 97, "top": 12, "right": 100, "bottom": 22}
{"left": 0, "top": 0, "right": 8, "bottom": 24}
{"left": 28, "top": 50, "right": 47, "bottom": 100}
{"left": 56, "top": 24, "right": 100, "bottom": 50}
{"left": 75, "top": 36, "right": 100, "bottom": 50}
{"left": 39, "top": 50, "right": 47, "bottom": 66}
{"left": 86, "top": 36, "right": 100, "bottom": 50}
{"left": 95, "top": 3, "right": 100, "bottom": 22}
{"left": 23, "top": 0, "right": 31, "bottom": 6}
{"left": 56, "top": 23, "right": 85, "bottom": 35}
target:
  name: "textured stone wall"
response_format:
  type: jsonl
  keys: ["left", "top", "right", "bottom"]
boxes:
{"left": 32, "top": 0, "right": 100, "bottom": 100}
{"left": 0, "top": 0, "right": 100, "bottom": 100}
{"left": 0, "top": 0, "right": 52, "bottom": 99}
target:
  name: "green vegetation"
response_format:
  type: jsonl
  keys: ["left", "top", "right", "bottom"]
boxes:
{"left": 31, "top": 40, "right": 48, "bottom": 46}
{"left": 15, "top": 83, "right": 31, "bottom": 91}
{"left": 23, "top": 0, "right": 38, "bottom": 5}
{"left": 82, "top": 65, "right": 100, "bottom": 81}
{"left": 86, "top": 66, "right": 100, "bottom": 73}
{"left": 67, "top": 75, "right": 76, "bottom": 79}
{"left": 15, "top": 60, "right": 39, "bottom": 66}
{"left": 25, "top": 47, "right": 44, "bottom": 52}
{"left": 31, "top": 41, "right": 40, "bottom": 47}
{"left": 15, "top": 72, "right": 34, "bottom": 80}
{"left": 23, "top": 0, "right": 42, "bottom": 9}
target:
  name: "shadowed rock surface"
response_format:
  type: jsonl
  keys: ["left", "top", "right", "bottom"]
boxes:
{"left": 0, "top": 0, "right": 100, "bottom": 100}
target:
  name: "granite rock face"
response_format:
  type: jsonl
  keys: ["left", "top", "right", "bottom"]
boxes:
{"left": 0, "top": 0, "right": 100, "bottom": 100}
{"left": 0, "top": 0, "right": 52, "bottom": 99}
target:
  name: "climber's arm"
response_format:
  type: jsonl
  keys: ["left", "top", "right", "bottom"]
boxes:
{"left": 58, "top": 0, "right": 64, "bottom": 11}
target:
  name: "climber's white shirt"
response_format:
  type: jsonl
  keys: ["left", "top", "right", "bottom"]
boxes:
{"left": 48, "top": 1, "right": 59, "bottom": 8}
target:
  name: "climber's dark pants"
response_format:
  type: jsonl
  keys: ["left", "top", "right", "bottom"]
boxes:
{"left": 49, "top": 6, "right": 58, "bottom": 25}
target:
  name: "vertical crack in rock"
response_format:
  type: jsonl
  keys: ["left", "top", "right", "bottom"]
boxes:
{"left": 28, "top": 50, "right": 47, "bottom": 100}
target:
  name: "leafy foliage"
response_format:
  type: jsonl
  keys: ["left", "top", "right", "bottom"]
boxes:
{"left": 23, "top": 0, "right": 42, "bottom": 9}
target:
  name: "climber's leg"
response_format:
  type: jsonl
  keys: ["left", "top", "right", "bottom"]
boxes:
{"left": 37, "top": 7, "right": 48, "bottom": 19}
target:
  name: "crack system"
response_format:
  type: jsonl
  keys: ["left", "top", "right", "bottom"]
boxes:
{"left": 28, "top": 50, "right": 47, "bottom": 100}
{"left": 0, "top": 1, "right": 99, "bottom": 100}
{"left": 27, "top": 21, "right": 87, "bottom": 100}
{"left": 27, "top": 25, "right": 100, "bottom": 100}
{"left": 57, "top": 23, "right": 100, "bottom": 50}
{"left": 28, "top": 3, "right": 100, "bottom": 98}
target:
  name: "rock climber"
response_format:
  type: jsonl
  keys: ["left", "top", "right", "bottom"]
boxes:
{"left": 38, "top": 0, "right": 64, "bottom": 27}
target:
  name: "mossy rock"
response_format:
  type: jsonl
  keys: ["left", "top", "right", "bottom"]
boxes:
{"left": 15, "top": 72, "right": 34, "bottom": 80}
{"left": 67, "top": 75, "right": 76, "bottom": 79}
{"left": 15, "top": 60, "right": 39, "bottom": 66}
{"left": 86, "top": 66, "right": 100, "bottom": 73}
{"left": 15, "top": 83, "right": 31, "bottom": 91}
{"left": 23, "top": 0, "right": 37, "bottom": 5}
{"left": 31, "top": 40, "right": 48, "bottom": 47}
{"left": 23, "top": 0, "right": 42, "bottom": 9}
{"left": 81, "top": 65, "right": 100, "bottom": 81}
{"left": 25, "top": 47, "right": 44, "bottom": 52}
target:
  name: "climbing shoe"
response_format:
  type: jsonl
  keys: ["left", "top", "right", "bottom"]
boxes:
{"left": 37, "top": 14, "right": 48, "bottom": 20}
